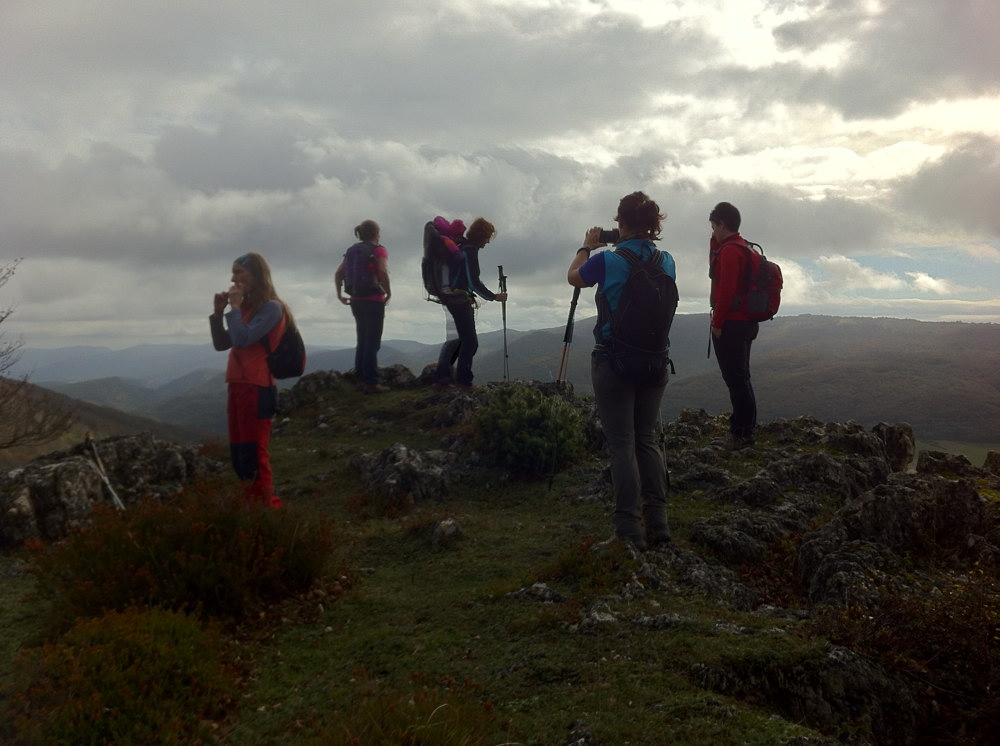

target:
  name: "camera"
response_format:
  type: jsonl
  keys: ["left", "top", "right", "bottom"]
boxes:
{"left": 598, "top": 229, "right": 620, "bottom": 244}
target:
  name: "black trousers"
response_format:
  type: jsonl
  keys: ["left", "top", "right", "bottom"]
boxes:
{"left": 712, "top": 320, "right": 759, "bottom": 438}
{"left": 436, "top": 300, "right": 478, "bottom": 385}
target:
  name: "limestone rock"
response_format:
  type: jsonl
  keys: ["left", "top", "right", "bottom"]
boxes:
{"left": 0, "top": 433, "right": 225, "bottom": 549}
{"left": 349, "top": 443, "right": 456, "bottom": 504}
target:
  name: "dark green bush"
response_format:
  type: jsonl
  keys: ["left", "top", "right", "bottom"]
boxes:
{"left": 28, "top": 477, "right": 334, "bottom": 624}
{"left": 474, "top": 385, "right": 584, "bottom": 477}
{"left": 12, "top": 607, "right": 234, "bottom": 746}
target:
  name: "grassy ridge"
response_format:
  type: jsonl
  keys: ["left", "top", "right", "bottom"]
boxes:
{"left": 2, "top": 380, "right": 995, "bottom": 743}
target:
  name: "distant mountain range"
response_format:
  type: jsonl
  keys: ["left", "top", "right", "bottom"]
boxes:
{"left": 11, "top": 314, "right": 1000, "bottom": 450}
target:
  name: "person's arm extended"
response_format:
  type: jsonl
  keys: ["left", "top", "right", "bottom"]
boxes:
{"left": 467, "top": 248, "right": 497, "bottom": 301}
{"left": 568, "top": 226, "right": 605, "bottom": 287}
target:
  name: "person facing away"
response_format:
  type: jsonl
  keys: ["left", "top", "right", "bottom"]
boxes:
{"left": 434, "top": 217, "right": 508, "bottom": 387}
{"left": 567, "top": 191, "right": 676, "bottom": 551}
{"left": 708, "top": 201, "right": 758, "bottom": 450}
{"left": 210, "top": 252, "right": 287, "bottom": 507}
{"left": 335, "top": 220, "right": 391, "bottom": 394}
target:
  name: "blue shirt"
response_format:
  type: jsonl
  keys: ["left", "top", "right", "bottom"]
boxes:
{"left": 579, "top": 239, "right": 676, "bottom": 341}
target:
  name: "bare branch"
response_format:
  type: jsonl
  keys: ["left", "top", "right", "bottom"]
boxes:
{"left": 0, "top": 258, "right": 74, "bottom": 450}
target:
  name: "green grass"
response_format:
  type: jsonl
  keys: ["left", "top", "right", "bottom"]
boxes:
{"left": 0, "top": 385, "right": 860, "bottom": 744}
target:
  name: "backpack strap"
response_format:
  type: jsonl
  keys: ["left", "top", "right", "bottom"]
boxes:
{"left": 615, "top": 246, "right": 663, "bottom": 270}
{"left": 259, "top": 302, "right": 287, "bottom": 355}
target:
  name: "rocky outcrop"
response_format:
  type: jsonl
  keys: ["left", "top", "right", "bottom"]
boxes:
{"left": 798, "top": 462, "right": 996, "bottom": 608}
{"left": 0, "top": 433, "right": 225, "bottom": 549}
{"left": 691, "top": 644, "right": 920, "bottom": 744}
{"left": 670, "top": 413, "right": 913, "bottom": 568}
{"left": 557, "top": 408, "right": 998, "bottom": 743}
{"left": 349, "top": 443, "right": 456, "bottom": 505}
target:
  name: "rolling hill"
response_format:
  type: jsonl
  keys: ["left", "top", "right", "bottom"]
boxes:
{"left": 11, "top": 315, "right": 1000, "bottom": 458}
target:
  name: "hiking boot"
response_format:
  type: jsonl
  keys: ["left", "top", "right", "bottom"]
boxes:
{"left": 723, "top": 434, "right": 755, "bottom": 451}
{"left": 646, "top": 530, "right": 672, "bottom": 549}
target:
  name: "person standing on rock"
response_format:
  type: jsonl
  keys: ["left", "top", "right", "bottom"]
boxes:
{"left": 708, "top": 201, "right": 758, "bottom": 450}
{"left": 210, "top": 252, "right": 287, "bottom": 507}
{"left": 335, "top": 220, "right": 391, "bottom": 394}
{"left": 567, "top": 191, "right": 676, "bottom": 551}
{"left": 434, "top": 217, "right": 507, "bottom": 388}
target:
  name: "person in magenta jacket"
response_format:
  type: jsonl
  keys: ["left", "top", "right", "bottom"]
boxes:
{"left": 210, "top": 252, "right": 287, "bottom": 507}
{"left": 709, "top": 201, "right": 758, "bottom": 450}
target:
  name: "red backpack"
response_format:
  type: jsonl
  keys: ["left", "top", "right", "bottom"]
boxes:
{"left": 735, "top": 241, "right": 782, "bottom": 322}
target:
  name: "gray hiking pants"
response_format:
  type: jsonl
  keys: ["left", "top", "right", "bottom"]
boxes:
{"left": 591, "top": 352, "right": 669, "bottom": 548}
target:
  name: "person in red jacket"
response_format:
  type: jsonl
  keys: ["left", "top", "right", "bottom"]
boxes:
{"left": 709, "top": 202, "right": 758, "bottom": 450}
{"left": 210, "top": 252, "right": 287, "bottom": 506}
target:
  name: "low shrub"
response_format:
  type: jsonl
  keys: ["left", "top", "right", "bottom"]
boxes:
{"left": 28, "top": 477, "right": 335, "bottom": 624}
{"left": 12, "top": 607, "right": 234, "bottom": 746}
{"left": 537, "top": 538, "right": 634, "bottom": 593}
{"left": 811, "top": 568, "right": 1000, "bottom": 743}
{"left": 474, "top": 384, "right": 584, "bottom": 478}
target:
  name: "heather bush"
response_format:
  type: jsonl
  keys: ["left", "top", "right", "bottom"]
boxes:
{"left": 812, "top": 568, "right": 1000, "bottom": 743}
{"left": 12, "top": 607, "right": 233, "bottom": 746}
{"left": 28, "top": 478, "right": 334, "bottom": 624}
{"left": 474, "top": 384, "right": 584, "bottom": 477}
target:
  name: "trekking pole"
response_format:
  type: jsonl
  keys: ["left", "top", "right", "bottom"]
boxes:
{"left": 85, "top": 432, "right": 125, "bottom": 510}
{"left": 498, "top": 265, "right": 509, "bottom": 382}
{"left": 556, "top": 287, "right": 581, "bottom": 382}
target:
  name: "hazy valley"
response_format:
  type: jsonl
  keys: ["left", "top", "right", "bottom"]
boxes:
{"left": 10, "top": 314, "right": 1000, "bottom": 466}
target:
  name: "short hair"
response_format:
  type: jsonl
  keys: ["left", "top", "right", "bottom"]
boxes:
{"left": 618, "top": 191, "right": 664, "bottom": 240}
{"left": 465, "top": 217, "right": 496, "bottom": 248}
{"left": 354, "top": 220, "right": 379, "bottom": 242}
{"left": 709, "top": 202, "right": 741, "bottom": 232}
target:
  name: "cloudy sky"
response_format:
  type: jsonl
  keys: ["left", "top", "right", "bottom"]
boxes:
{"left": 2, "top": 0, "right": 999, "bottom": 352}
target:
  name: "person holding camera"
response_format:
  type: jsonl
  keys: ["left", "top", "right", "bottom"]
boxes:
{"left": 434, "top": 217, "right": 507, "bottom": 387}
{"left": 567, "top": 192, "right": 676, "bottom": 551}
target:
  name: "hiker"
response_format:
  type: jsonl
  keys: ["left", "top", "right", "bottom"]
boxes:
{"left": 709, "top": 201, "right": 759, "bottom": 449}
{"left": 210, "top": 252, "right": 287, "bottom": 508}
{"left": 434, "top": 217, "right": 507, "bottom": 387}
{"left": 567, "top": 192, "right": 676, "bottom": 551}
{"left": 335, "top": 220, "right": 391, "bottom": 394}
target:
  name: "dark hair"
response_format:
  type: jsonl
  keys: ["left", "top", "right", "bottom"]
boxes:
{"left": 465, "top": 217, "right": 496, "bottom": 248}
{"left": 354, "top": 220, "right": 379, "bottom": 242}
{"left": 709, "top": 202, "right": 741, "bottom": 232}
{"left": 617, "top": 192, "right": 664, "bottom": 241}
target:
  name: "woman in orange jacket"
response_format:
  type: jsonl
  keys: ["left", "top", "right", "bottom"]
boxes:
{"left": 210, "top": 252, "right": 287, "bottom": 506}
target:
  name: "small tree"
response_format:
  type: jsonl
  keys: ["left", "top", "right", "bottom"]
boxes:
{"left": 0, "top": 259, "right": 74, "bottom": 450}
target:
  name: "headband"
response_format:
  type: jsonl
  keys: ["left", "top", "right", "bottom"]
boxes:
{"left": 234, "top": 253, "right": 253, "bottom": 268}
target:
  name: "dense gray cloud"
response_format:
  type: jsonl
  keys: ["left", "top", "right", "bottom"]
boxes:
{"left": 0, "top": 0, "right": 997, "bottom": 351}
